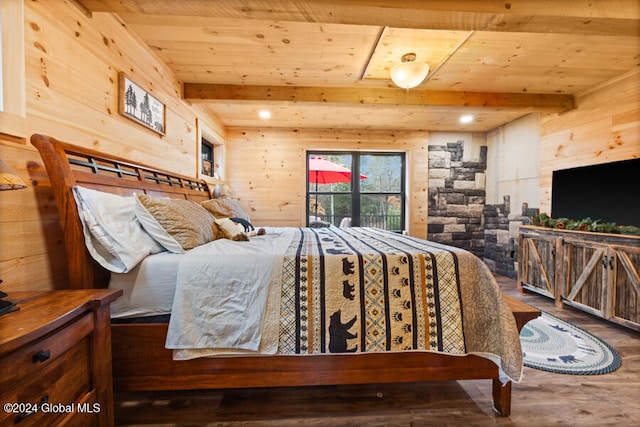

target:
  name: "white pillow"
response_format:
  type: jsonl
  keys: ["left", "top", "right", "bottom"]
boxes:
{"left": 72, "top": 186, "right": 165, "bottom": 273}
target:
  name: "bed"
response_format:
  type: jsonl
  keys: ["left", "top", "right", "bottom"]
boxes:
{"left": 32, "top": 133, "right": 539, "bottom": 416}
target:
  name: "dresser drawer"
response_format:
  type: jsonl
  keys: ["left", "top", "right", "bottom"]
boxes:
{"left": 0, "top": 313, "right": 93, "bottom": 392}
{"left": 0, "top": 335, "right": 93, "bottom": 426}
{"left": 57, "top": 389, "right": 99, "bottom": 427}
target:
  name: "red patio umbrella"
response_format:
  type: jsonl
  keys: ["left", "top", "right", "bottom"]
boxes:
{"left": 308, "top": 157, "right": 367, "bottom": 186}
{"left": 308, "top": 157, "right": 366, "bottom": 219}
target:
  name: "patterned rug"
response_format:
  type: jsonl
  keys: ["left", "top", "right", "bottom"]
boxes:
{"left": 520, "top": 312, "right": 621, "bottom": 375}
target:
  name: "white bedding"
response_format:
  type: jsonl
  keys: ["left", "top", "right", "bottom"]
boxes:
{"left": 108, "top": 251, "right": 182, "bottom": 318}
{"left": 165, "top": 228, "right": 294, "bottom": 359}
{"left": 107, "top": 227, "right": 292, "bottom": 328}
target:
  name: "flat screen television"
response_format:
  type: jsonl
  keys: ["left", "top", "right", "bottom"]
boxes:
{"left": 551, "top": 158, "right": 640, "bottom": 227}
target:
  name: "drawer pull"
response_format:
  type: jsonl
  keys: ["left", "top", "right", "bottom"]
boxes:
{"left": 14, "top": 395, "right": 48, "bottom": 424}
{"left": 32, "top": 349, "right": 51, "bottom": 363}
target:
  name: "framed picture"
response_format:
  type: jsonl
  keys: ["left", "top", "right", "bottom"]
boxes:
{"left": 118, "top": 72, "right": 166, "bottom": 135}
{"left": 202, "top": 159, "right": 213, "bottom": 176}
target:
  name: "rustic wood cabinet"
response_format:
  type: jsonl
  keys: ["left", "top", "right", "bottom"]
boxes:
{"left": 0, "top": 290, "right": 122, "bottom": 426}
{"left": 518, "top": 226, "right": 640, "bottom": 331}
{"left": 517, "top": 228, "right": 559, "bottom": 300}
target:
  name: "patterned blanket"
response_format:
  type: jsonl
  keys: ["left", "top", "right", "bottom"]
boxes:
{"left": 167, "top": 227, "right": 522, "bottom": 381}
{"left": 279, "top": 227, "right": 466, "bottom": 355}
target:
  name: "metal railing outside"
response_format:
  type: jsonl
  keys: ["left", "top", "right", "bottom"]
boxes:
{"left": 312, "top": 214, "right": 402, "bottom": 232}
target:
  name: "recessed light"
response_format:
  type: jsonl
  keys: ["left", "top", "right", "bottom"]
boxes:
{"left": 459, "top": 114, "right": 474, "bottom": 124}
{"left": 259, "top": 110, "right": 271, "bottom": 119}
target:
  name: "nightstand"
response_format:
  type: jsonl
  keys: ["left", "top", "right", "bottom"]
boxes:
{"left": 0, "top": 289, "right": 122, "bottom": 426}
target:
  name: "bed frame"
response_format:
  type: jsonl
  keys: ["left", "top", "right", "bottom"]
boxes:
{"left": 32, "top": 133, "right": 539, "bottom": 416}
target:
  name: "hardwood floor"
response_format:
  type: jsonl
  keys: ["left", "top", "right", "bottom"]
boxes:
{"left": 114, "top": 275, "right": 640, "bottom": 427}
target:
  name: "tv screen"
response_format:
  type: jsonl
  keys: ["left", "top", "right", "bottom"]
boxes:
{"left": 551, "top": 158, "right": 640, "bottom": 227}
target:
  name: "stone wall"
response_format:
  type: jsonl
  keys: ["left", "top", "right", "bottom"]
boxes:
{"left": 427, "top": 141, "right": 487, "bottom": 258}
{"left": 426, "top": 140, "right": 542, "bottom": 278}
{"left": 483, "top": 199, "right": 538, "bottom": 278}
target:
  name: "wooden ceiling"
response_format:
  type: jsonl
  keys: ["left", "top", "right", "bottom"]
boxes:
{"left": 77, "top": 0, "right": 640, "bottom": 132}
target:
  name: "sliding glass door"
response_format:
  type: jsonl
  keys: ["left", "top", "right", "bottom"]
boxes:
{"left": 307, "top": 151, "right": 405, "bottom": 232}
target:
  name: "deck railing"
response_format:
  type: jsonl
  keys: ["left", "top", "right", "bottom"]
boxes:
{"left": 312, "top": 214, "right": 402, "bottom": 232}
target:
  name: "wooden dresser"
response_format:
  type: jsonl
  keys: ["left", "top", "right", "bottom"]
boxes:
{"left": 518, "top": 225, "right": 640, "bottom": 331}
{"left": 0, "top": 290, "right": 122, "bottom": 426}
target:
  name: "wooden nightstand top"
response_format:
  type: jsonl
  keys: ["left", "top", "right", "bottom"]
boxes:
{"left": 0, "top": 289, "right": 122, "bottom": 356}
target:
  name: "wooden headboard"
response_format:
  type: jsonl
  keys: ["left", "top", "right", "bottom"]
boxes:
{"left": 31, "top": 134, "right": 212, "bottom": 290}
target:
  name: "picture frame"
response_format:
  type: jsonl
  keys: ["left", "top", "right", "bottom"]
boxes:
{"left": 202, "top": 159, "right": 213, "bottom": 177}
{"left": 118, "top": 72, "right": 166, "bottom": 135}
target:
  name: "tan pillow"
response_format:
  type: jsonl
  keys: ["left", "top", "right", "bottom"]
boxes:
{"left": 135, "top": 194, "right": 215, "bottom": 252}
{"left": 201, "top": 197, "right": 250, "bottom": 221}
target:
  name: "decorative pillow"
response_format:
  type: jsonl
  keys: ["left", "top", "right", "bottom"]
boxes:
{"left": 72, "top": 186, "right": 164, "bottom": 273}
{"left": 201, "top": 197, "right": 251, "bottom": 221}
{"left": 134, "top": 194, "right": 215, "bottom": 252}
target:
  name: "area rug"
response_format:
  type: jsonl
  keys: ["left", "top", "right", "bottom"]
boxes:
{"left": 520, "top": 311, "right": 621, "bottom": 375}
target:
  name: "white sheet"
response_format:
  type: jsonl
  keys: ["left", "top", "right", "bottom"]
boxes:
{"left": 165, "top": 228, "right": 294, "bottom": 358}
{"left": 108, "top": 251, "right": 182, "bottom": 318}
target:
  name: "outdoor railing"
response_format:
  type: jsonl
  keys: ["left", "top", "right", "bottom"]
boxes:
{"left": 312, "top": 214, "right": 403, "bottom": 232}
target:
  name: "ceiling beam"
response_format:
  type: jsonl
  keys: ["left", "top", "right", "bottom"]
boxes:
{"left": 183, "top": 84, "right": 575, "bottom": 112}
{"left": 78, "top": 0, "right": 639, "bottom": 36}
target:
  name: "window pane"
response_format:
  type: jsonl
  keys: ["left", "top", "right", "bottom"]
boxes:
{"left": 309, "top": 194, "right": 352, "bottom": 226}
{"left": 308, "top": 153, "right": 352, "bottom": 193}
{"left": 360, "top": 154, "right": 403, "bottom": 192}
{"left": 360, "top": 194, "right": 403, "bottom": 231}
{"left": 202, "top": 144, "right": 212, "bottom": 160}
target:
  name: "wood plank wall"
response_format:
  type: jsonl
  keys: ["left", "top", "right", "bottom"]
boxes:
{"left": 224, "top": 129, "right": 430, "bottom": 237}
{"left": 1, "top": 2, "right": 637, "bottom": 293}
{"left": 539, "top": 71, "right": 640, "bottom": 213}
{"left": 0, "top": 1, "right": 223, "bottom": 291}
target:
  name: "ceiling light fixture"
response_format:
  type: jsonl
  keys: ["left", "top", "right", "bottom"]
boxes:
{"left": 258, "top": 110, "right": 271, "bottom": 119}
{"left": 459, "top": 114, "right": 474, "bottom": 124}
{"left": 390, "top": 53, "right": 430, "bottom": 89}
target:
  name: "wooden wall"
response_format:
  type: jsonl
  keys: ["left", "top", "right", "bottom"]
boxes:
{"left": 539, "top": 71, "right": 640, "bottom": 213}
{"left": 224, "top": 128, "right": 430, "bottom": 237}
{"left": 0, "top": 1, "right": 223, "bottom": 291}
{"left": 2, "top": 2, "right": 637, "bottom": 293}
